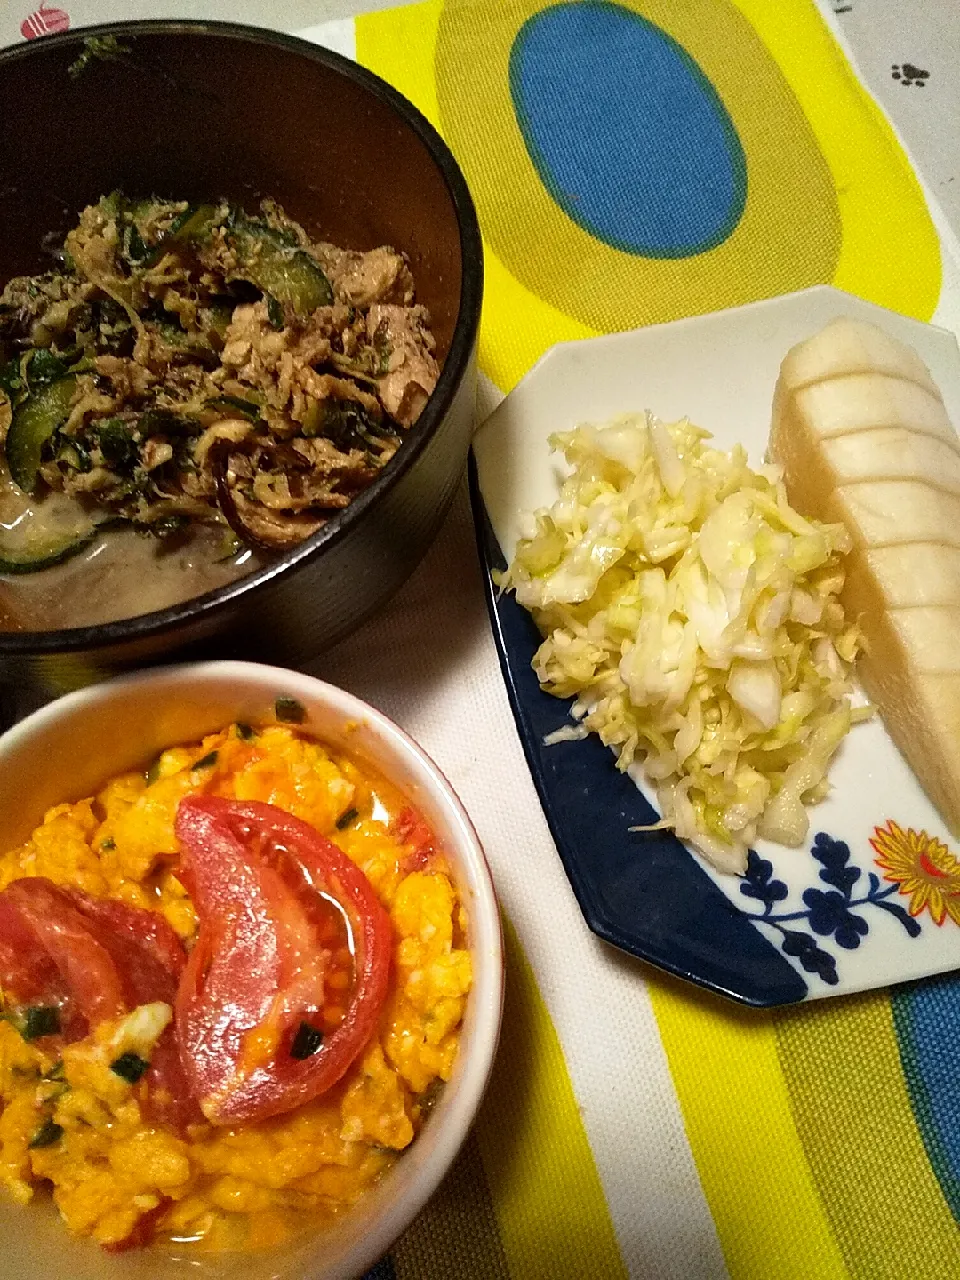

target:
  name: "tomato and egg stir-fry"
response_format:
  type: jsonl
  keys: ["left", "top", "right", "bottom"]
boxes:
{"left": 0, "top": 722, "right": 472, "bottom": 1251}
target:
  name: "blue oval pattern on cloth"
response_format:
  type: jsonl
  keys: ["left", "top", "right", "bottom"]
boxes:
{"left": 508, "top": 0, "right": 747, "bottom": 258}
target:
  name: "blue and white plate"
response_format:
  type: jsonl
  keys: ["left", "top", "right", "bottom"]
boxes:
{"left": 471, "top": 286, "right": 960, "bottom": 1005}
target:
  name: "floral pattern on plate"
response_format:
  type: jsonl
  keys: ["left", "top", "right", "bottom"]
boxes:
{"left": 738, "top": 832, "right": 923, "bottom": 987}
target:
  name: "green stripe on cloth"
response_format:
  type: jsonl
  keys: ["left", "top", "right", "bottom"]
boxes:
{"left": 775, "top": 991, "right": 960, "bottom": 1279}
{"left": 392, "top": 1130, "right": 511, "bottom": 1279}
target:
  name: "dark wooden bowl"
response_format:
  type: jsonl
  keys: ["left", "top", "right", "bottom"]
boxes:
{"left": 0, "top": 21, "right": 482, "bottom": 694}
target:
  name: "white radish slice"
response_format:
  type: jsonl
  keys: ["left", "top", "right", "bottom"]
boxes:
{"left": 849, "top": 544, "right": 960, "bottom": 609}
{"left": 777, "top": 314, "right": 939, "bottom": 396}
{"left": 822, "top": 428, "right": 960, "bottom": 493}
{"left": 770, "top": 316, "right": 960, "bottom": 834}
{"left": 792, "top": 374, "right": 957, "bottom": 446}
{"left": 838, "top": 481, "right": 960, "bottom": 549}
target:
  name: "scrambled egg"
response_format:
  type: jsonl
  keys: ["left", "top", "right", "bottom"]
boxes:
{"left": 0, "top": 724, "right": 472, "bottom": 1251}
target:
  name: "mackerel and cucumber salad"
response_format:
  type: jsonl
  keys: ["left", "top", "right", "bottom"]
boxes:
{"left": 0, "top": 194, "right": 438, "bottom": 628}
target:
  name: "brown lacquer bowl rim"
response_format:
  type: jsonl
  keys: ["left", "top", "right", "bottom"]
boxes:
{"left": 0, "top": 20, "right": 483, "bottom": 654}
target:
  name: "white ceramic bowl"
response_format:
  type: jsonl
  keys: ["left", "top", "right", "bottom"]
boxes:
{"left": 0, "top": 661, "right": 503, "bottom": 1280}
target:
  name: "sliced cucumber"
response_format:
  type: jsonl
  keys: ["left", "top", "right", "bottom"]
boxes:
{"left": 6, "top": 376, "right": 77, "bottom": 494}
{"left": 0, "top": 477, "right": 116, "bottom": 574}
{"left": 168, "top": 203, "right": 219, "bottom": 245}
{"left": 206, "top": 394, "right": 261, "bottom": 421}
{"left": 138, "top": 203, "right": 219, "bottom": 268}
{"left": 227, "top": 219, "right": 333, "bottom": 316}
{"left": 0, "top": 526, "right": 102, "bottom": 574}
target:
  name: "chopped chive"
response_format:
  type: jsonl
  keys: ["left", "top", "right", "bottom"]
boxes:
{"left": 290, "top": 1021, "right": 324, "bottom": 1060}
{"left": 29, "top": 1119, "right": 64, "bottom": 1149}
{"left": 100, "top": 837, "right": 116, "bottom": 852}
{"left": 110, "top": 1052, "right": 150, "bottom": 1084}
{"left": 336, "top": 807, "right": 359, "bottom": 830}
{"left": 266, "top": 295, "right": 285, "bottom": 330}
{"left": 43, "top": 1060, "right": 65, "bottom": 1082}
{"left": 10, "top": 1064, "right": 41, "bottom": 1080}
{"left": 235, "top": 722, "right": 255, "bottom": 740}
{"left": 274, "top": 696, "right": 306, "bottom": 724}
{"left": 207, "top": 395, "right": 261, "bottom": 422}
{"left": 18, "top": 1006, "right": 61, "bottom": 1042}
{"left": 419, "top": 1078, "right": 445, "bottom": 1116}
{"left": 193, "top": 750, "right": 219, "bottom": 770}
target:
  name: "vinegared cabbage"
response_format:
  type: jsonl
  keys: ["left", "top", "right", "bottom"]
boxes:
{"left": 499, "top": 413, "right": 863, "bottom": 873}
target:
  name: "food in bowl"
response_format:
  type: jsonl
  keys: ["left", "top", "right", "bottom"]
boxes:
{"left": 0, "top": 192, "right": 440, "bottom": 630}
{"left": 771, "top": 316, "right": 960, "bottom": 836}
{"left": 0, "top": 26, "right": 483, "bottom": 684}
{"left": 499, "top": 411, "right": 863, "bottom": 873}
{"left": 0, "top": 717, "right": 472, "bottom": 1252}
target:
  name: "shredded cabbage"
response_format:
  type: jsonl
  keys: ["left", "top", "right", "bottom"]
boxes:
{"left": 499, "top": 412, "right": 861, "bottom": 874}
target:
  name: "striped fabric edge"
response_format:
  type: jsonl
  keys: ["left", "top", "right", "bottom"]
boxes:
{"left": 775, "top": 992, "right": 960, "bottom": 1278}
{"left": 648, "top": 981, "right": 850, "bottom": 1280}
{"left": 469, "top": 914, "right": 628, "bottom": 1280}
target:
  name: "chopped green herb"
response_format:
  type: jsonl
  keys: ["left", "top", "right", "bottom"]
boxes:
{"left": 26, "top": 348, "right": 71, "bottom": 388}
{"left": 43, "top": 1060, "right": 66, "bottom": 1082}
{"left": 274, "top": 697, "right": 306, "bottom": 724}
{"left": 207, "top": 394, "right": 261, "bottom": 422}
{"left": 123, "top": 221, "right": 150, "bottom": 266}
{"left": 266, "top": 295, "right": 285, "bottom": 330}
{"left": 418, "top": 1078, "right": 445, "bottom": 1116}
{"left": 145, "top": 755, "right": 163, "bottom": 785}
{"left": 136, "top": 406, "right": 199, "bottom": 437}
{"left": 0, "top": 357, "right": 23, "bottom": 404}
{"left": 94, "top": 418, "right": 139, "bottom": 472}
{"left": 290, "top": 1021, "right": 324, "bottom": 1060}
{"left": 100, "top": 837, "right": 116, "bottom": 852}
{"left": 110, "top": 1052, "right": 150, "bottom": 1084}
{"left": 193, "top": 750, "right": 219, "bottom": 770}
{"left": 16, "top": 1006, "right": 61, "bottom": 1042}
{"left": 29, "top": 1119, "right": 64, "bottom": 1149}
{"left": 234, "top": 722, "right": 255, "bottom": 741}
{"left": 68, "top": 35, "right": 131, "bottom": 79}
{"left": 336, "top": 808, "right": 359, "bottom": 830}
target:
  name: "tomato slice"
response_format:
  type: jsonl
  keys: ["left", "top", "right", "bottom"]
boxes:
{"left": 0, "top": 877, "right": 198, "bottom": 1131}
{"left": 56, "top": 890, "right": 199, "bottom": 1133}
{"left": 0, "top": 894, "right": 64, "bottom": 1005}
{"left": 2, "top": 878, "right": 128, "bottom": 1028}
{"left": 174, "top": 797, "right": 393, "bottom": 1125}
{"left": 391, "top": 805, "right": 438, "bottom": 871}
{"left": 63, "top": 892, "right": 188, "bottom": 994}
